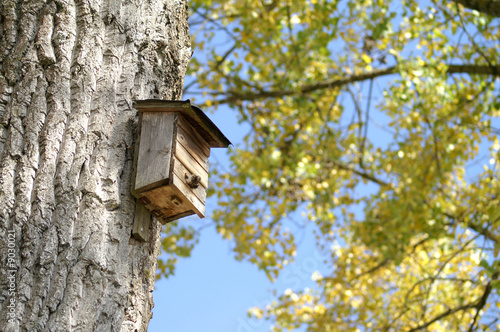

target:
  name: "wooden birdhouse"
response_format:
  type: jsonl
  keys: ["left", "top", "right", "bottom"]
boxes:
{"left": 131, "top": 100, "right": 230, "bottom": 235}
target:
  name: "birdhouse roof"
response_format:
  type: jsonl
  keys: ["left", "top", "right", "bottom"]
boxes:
{"left": 134, "top": 99, "right": 231, "bottom": 148}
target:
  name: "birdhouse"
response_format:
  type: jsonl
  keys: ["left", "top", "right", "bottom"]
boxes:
{"left": 131, "top": 99, "right": 230, "bottom": 232}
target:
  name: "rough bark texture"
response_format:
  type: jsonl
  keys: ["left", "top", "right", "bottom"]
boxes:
{"left": 0, "top": 0, "right": 191, "bottom": 331}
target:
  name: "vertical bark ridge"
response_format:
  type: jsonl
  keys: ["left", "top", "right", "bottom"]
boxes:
{"left": 0, "top": 0, "right": 191, "bottom": 331}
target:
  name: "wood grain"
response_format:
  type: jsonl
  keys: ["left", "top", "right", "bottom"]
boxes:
{"left": 132, "top": 203, "right": 151, "bottom": 241}
{"left": 176, "top": 125, "right": 209, "bottom": 171}
{"left": 135, "top": 112, "right": 176, "bottom": 192}
{"left": 177, "top": 115, "right": 211, "bottom": 156}
{"left": 174, "top": 141, "right": 209, "bottom": 189}
{"left": 171, "top": 171, "right": 205, "bottom": 218}
{"left": 172, "top": 156, "right": 207, "bottom": 204}
{"left": 139, "top": 185, "right": 188, "bottom": 220}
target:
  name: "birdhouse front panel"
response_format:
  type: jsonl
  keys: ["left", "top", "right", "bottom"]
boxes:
{"left": 131, "top": 100, "right": 230, "bottom": 225}
{"left": 134, "top": 112, "right": 176, "bottom": 193}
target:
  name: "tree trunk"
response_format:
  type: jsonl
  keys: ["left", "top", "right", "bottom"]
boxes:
{"left": 0, "top": 0, "right": 191, "bottom": 331}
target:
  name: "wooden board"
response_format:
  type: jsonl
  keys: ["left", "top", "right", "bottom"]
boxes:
{"left": 134, "top": 100, "right": 231, "bottom": 148}
{"left": 162, "top": 210, "right": 195, "bottom": 224}
{"left": 174, "top": 142, "right": 209, "bottom": 189}
{"left": 132, "top": 203, "right": 151, "bottom": 241}
{"left": 172, "top": 157, "right": 207, "bottom": 204}
{"left": 171, "top": 170, "right": 205, "bottom": 218}
{"left": 137, "top": 180, "right": 204, "bottom": 223}
{"left": 177, "top": 115, "right": 211, "bottom": 156}
{"left": 135, "top": 112, "right": 176, "bottom": 192}
{"left": 176, "top": 125, "right": 209, "bottom": 172}
{"left": 138, "top": 185, "right": 187, "bottom": 223}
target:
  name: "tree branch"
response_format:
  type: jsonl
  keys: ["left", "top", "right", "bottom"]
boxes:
{"left": 467, "top": 222, "right": 500, "bottom": 245}
{"left": 327, "top": 160, "right": 390, "bottom": 187}
{"left": 407, "top": 272, "right": 499, "bottom": 332}
{"left": 467, "top": 272, "right": 499, "bottom": 331}
{"left": 444, "top": 212, "right": 500, "bottom": 245}
{"left": 349, "top": 258, "right": 390, "bottom": 281}
{"left": 216, "top": 67, "right": 397, "bottom": 104}
{"left": 406, "top": 302, "right": 477, "bottom": 332}
{"left": 452, "top": 0, "right": 500, "bottom": 17}
{"left": 212, "top": 64, "right": 500, "bottom": 105}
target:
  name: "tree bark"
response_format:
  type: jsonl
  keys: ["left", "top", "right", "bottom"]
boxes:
{"left": 0, "top": 0, "right": 191, "bottom": 331}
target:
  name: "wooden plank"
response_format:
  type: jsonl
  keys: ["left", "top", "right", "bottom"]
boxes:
{"left": 172, "top": 157, "right": 207, "bottom": 204}
{"left": 135, "top": 100, "right": 231, "bottom": 148}
{"left": 174, "top": 142, "right": 209, "bottom": 189}
{"left": 139, "top": 185, "right": 186, "bottom": 218}
{"left": 177, "top": 115, "right": 211, "bottom": 156}
{"left": 171, "top": 172, "right": 205, "bottom": 218}
{"left": 135, "top": 100, "right": 191, "bottom": 112}
{"left": 162, "top": 210, "right": 195, "bottom": 224}
{"left": 132, "top": 203, "right": 151, "bottom": 242}
{"left": 135, "top": 112, "right": 176, "bottom": 192}
{"left": 176, "top": 125, "right": 209, "bottom": 172}
{"left": 130, "top": 120, "right": 141, "bottom": 198}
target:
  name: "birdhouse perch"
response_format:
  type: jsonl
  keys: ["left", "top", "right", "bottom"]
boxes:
{"left": 131, "top": 100, "right": 230, "bottom": 241}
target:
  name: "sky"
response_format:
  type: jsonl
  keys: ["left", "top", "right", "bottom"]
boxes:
{"left": 147, "top": 3, "right": 500, "bottom": 330}
{"left": 144, "top": 87, "right": 346, "bottom": 330}
{"left": 146, "top": 75, "right": 500, "bottom": 332}
{"left": 147, "top": 6, "right": 319, "bottom": 328}
{"left": 148, "top": 106, "right": 323, "bottom": 332}
{"left": 149, "top": 221, "right": 324, "bottom": 332}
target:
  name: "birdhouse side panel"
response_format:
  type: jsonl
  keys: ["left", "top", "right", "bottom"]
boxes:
{"left": 177, "top": 115, "right": 211, "bottom": 156}
{"left": 174, "top": 115, "right": 210, "bottom": 193}
{"left": 172, "top": 158, "right": 207, "bottom": 206}
{"left": 174, "top": 142, "right": 209, "bottom": 188}
{"left": 170, "top": 167, "right": 206, "bottom": 218}
{"left": 168, "top": 115, "right": 212, "bottom": 219}
{"left": 134, "top": 112, "right": 177, "bottom": 193}
{"left": 170, "top": 142, "right": 208, "bottom": 218}
{"left": 176, "top": 125, "right": 210, "bottom": 171}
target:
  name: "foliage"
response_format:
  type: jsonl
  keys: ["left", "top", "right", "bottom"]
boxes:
{"left": 157, "top": 224, "right": 198, "bottom": 279}
{"left": 168, "top": 0, "right": 500, "bottom": 330}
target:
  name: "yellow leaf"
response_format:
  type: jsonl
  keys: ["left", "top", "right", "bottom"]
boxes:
{"left": 493, "top": 137, "right": 499, "bottom": 151}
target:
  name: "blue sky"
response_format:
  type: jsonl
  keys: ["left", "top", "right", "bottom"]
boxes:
{"left": 147, "top": 3, "right": 500, "bottom": 329}
{"left": 157, "top": 55, "right": 339, "bottom": 332}
{"left": 149, "top": 220, "right": 323, "bottom": 332}
{"left": 148, "top": 106, "right": 323, "bottom": 332}
{"left": 146, "top": 60, "right": 500, "bottom": 332}
{"left": 148, "top": 106, "right": 272, "bottom": 332}
{"left": 146, "top": 76, "right": 500, "bottom": 332}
